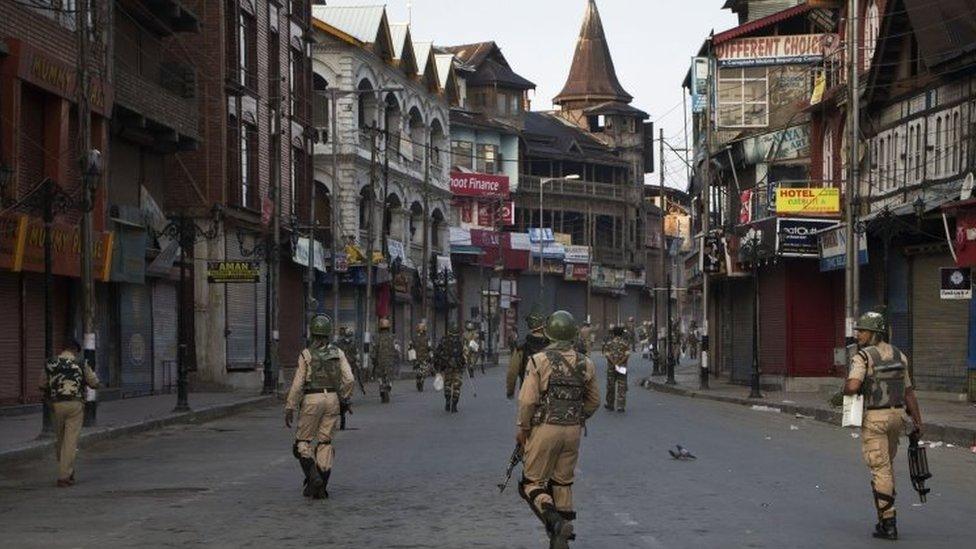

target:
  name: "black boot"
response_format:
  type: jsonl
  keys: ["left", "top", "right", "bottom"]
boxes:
{"left": 451, "top": 398, "right": 458, "bottom": 413}
{"left": 339, "top": 412, "right": 346, "bottom": 431}
{"left": 445, "top": 396, "right": 451, "bottom": 412}
{"left": 380, "top": 390, "right": 390, "bottom": 403}
{"left": 299, "top": 457, "right": 322, "bottom": 498}
{"left": 542, "top": 506, "right": 574, "bottom": 549}
{"left": 873, "top": 516, "right": 898, "bottom": 540}
{"left": 313, "top": 469, "right": 331, "bottom": 499}
{"left": 416, "top": 378, "right": 424, "bottom": 392}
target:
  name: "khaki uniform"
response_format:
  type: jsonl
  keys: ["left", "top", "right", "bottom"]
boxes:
{"left": 506, "top": 332, "right": 549, "bottom": 398}
{"left": 848, "top": 341, "right": 911, "bottom": 521}
{"left": 517, "top": 343, "right": 600, "bottom": 521}
{"left": 286, "top": 345, "right": 354, "bottom": 472}
{"left": 602, "top": 336, "right": 630, "bottom": 411}
{"left": 40, "top": 351, "right": 100, "bottom": 481}
{"left": 373, "top": 330, "right": 395, "bottom": 399}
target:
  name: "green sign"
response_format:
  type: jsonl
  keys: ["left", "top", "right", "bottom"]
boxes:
{"left": 207, "top": 261, "right": 261, "bottom": 284}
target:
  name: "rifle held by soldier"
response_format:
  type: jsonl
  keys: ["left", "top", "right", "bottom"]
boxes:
{"left": 907, "top": 429, "right": 931, "bottom": 503}
{"left": 497, "top": 443, "right": 523, "bottom": 493}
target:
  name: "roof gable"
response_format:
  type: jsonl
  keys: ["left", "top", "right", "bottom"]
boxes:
{"left": 389, "top": 23, "right": 419, "bottom": 77}
{"left": 312, "top": 5, "right": 394, "bottom": 62}
{"left": 554, "top": 0, "right": 633, "bottom": 106}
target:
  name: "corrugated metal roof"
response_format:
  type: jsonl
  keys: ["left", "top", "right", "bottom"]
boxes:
{"left": 312, "top": 5, "right": 385, "bottom": 44}
{"left": 712, "top": 3, "right": 813, "bottom": 45}
{"left": 905, "top": 0, "right": 976, "bottom": 68}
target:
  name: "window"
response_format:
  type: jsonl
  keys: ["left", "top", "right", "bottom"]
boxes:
{"left": 477, "top": 144, "right": 498, "bottom": 174}
{"left": 864, "top": 1, "right": 880, "bottom": 71}
{"left": 822, "top": 126, "right": 834, "bottom": 184}
{"left": 291, "top": 50, "right": 304, "bottom": 122}
{"left": 240, "top": 122, "right": 257, "bottom": 208}
{"left": 313, "top": 73, "right": 329, "bottom": 130}
{"left": 878, "top": 136, "right": 886, "bottom": 191}
{"left": 452, "top": 140, "right": 473, "bottom": 170}
{"left": 717, "top": 67, "right": 768, "bottom": 128}
{"left": 510, "top": 94, "right": 520, "bottom": 115}
{"left": 497, "top": 92, "right": 508, "bottom": 116}
{"left": 935, "top": 116, "right": 943, "bottom": 178}
{"left": 914, "top": 121, "right": 923, "bottom": 182}
{"left": 954, "top": 111, "right": 963, "bottom": 173}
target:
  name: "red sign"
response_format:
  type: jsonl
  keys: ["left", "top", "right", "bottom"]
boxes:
{"left": 450, "top": 171, "right": 510, "bottom": 198}
{"left": 477, "top": 200, "right": 515, "bottom": 227}
{"left": 951, "top": 203, "right": 976, "bottom": 267}
{"left": 470, "top": 229, "right": 511, "bottom": 250}
{"left": 740, "top": 189, "right": 753, "bottom": 225}
{"left": 564, "top": 263, "right": 589, "bottom": 281}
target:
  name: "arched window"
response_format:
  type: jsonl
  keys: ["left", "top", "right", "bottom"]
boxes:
{"left": 312, "top": 73, "right": 329, "bottom": 131}
{"left": 359, "top": 186, "right": 374, "bottom": 235}
{"left": 878, "top": 136, "right": 886, "bottom": 191}
{"left": 935, "top": 116, "right": 943, "bottom": 177}
{"left": 915, "top": 122, "right": 922, "bottom": 181}
{"left": 864, "top": 1, "right": 880, "bottom": 71}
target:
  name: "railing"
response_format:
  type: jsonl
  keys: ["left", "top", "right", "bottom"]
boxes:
{"left": 518, "top": 175, "right": 636, "bottom": 202}
{"left": 115, "top": 64, "right": 198, "bottom": 139}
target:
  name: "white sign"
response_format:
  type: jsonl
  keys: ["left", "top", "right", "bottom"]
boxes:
{"left": 528, "top": 228, "right": 554, "bottom": 244}
{"left": 941, "top": 267, "right": 972, "bottom": 299}
{"left": 842, "top": 395, "right": 864, "bottom": 427}
{"left": 716, "top": 34, "right": 834, "bottom": 67}
{"left": 293, "top": 237, "right": 328, "bottom": 272}
{"left": 510, "top": 232, "right": 533, "bottom": 251}
{"left": 564, "top": 245, "right": 591, "bottom": 264}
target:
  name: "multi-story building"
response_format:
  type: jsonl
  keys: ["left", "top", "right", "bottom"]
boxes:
{"left": 308, "top": 5, "right": 455, "bottom": 351}
{"left": 513, "top": 0, "right": 651, "bottom": 334}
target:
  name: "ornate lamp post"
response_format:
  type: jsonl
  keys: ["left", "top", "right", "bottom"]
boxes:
{"left": 236, "top": 229, "right": 281, "bottom": 394}
{"left": 739, "top": 228, "right": 773, "bottom": 399}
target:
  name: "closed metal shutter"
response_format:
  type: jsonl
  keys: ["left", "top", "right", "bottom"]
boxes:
{"left": 151, "top": 281, "right": 178, "bottom": 393}
{"left": 0, "top": 273, "right": 22, "bottom": 405}
{"left": 279, "top": 262, "right": 304, "bottom": 369}
{"left": 888, "top": 252, "right": 912, "bottom": 353}
{"left": 22, "top": 274, "right": 68, "bottom": 404}
{"left": 911, "top": 253, "right": 968, "bottom": 391}
{"left": 119, "top": 283, "right": 152, "bottom": 396}
{"left": 224, "top": 234, "right": 266, "bottom": 369}
{"left": 728, "top": 278, "right": 754, "bottom": 384}
{"left": 759, "top": 264, "right": 787, "bottom": 376}
{"left": 786, "top": 261, "right": 837, "bottom": 377}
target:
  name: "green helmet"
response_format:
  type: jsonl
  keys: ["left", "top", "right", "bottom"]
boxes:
{"left": 544, "top": 310, "right": 578, "bottom": 342}
{"left": 310, "top": 314, "right": 333, "bottom": 338}
{"left": 855, "top": 311, "right": 886, "bottom": 333}
{"left": 447, "top": 323, "right": 460, "bottom": 336}
{"left": 526, "top": 311, "right": 546, "bottom": 331}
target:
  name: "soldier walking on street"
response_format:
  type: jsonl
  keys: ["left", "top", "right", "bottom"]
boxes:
{"left": 602, "top": 325, "right": 631, "bottom": 412}
{"left": 40, "top": 339, "right": 100, "bottom": 487}
{"left": 284, "top": 315, "right": 354, "bottom": 499}
{"left": 576, "top": 320, "right": 593, "bottom": 355}
{"left": 335, "top": 326, "right": 359, "bottom": 430}
{"left": 373, "top": 317, "right": 395, "bottom": 403}
{"left": 843, "top": 311, "right": 924, "bottom": 541}
{"left": 516, "top": 311, "right": 600, "bottom": 549}
{"left": 507, "top": 310, "right": 549, "bottom": 399}
{"left": 411, "top": 322, "right": 432, "bottom": 392}
{"left": 463, "top": 321, "right": 479, "bottom": 378}
{"left": 434, "top": 324, "right": 465, "bottom": 413}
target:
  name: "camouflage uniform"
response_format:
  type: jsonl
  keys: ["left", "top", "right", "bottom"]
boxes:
{"left": 506, "top": 331, "right": 550, "bottom": 398}
{"left": 463, "top": 325, "right": 479, "bottom": 378}
{"left": 576, "top": 324, "right": 593, "bottom": 356}
{"left": 434, "top": 330, "right": 465, "bottom": 413}
{"left": 848, "top": 341, "right": 912, "bottom": 526}
{"left": 411, "top": 328, "right": 432, "bottom": 392}
{"left": 40, "top": 349, "right": 100, "bottom": 485}
{"left": 373, "top": 326, "right": 396, "bottom": 403}
{"left": 602, "top": 334, "right": 631, "bottom": 412}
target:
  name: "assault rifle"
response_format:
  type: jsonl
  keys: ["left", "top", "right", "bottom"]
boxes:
{"left": 497, "top": 443, "right": 524, "bottom": 493}
{"left": 907, "top": 430, "right": 931, "bottom": 503}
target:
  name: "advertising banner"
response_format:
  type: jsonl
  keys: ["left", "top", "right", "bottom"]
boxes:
{"left": 716, "top": 34, "right": 834, "bottom": 67}
{"left": 776, "top": 218, "right": 839, "bottom": 257}
{"left": 207, "top": 261, "right": 261, "bottom": 283}
{"left": 941, "top": 267, "right": 972, "bottom": 299}
{"left": 818, "top": 224, "right": 868, "bottom": 272}
{"left": 564, "top": 245, "right": 591, "bottom": 264}
{"left": 564, "top": 263, "right": 589, "bottom": 281}
{"left": 449, "top": 171, "right": 509, "bottom": 198}
{"left": 690, "top": 56, "right": 709, "bottom": 114}
{"left": 776, "top": 187, "right": 841, "bottom": 216}
{"left": 740, "top": 189, "right": 753, "bottom": 224}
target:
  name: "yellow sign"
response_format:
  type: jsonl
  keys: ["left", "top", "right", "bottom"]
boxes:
{"left": 776, "top": 187, "right": 840, "bottom": 215}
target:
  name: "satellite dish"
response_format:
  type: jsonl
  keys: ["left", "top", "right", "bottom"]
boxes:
{"left": 962, "top": 172, "right": 975, "bottom": 201}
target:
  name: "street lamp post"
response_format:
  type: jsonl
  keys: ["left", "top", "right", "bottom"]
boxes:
{"left": 740, "top": 228, "right": 772, "bottom": 399}
{"left": 537, "top": 175, "right": 579, "bottom": 302}
{"left": 157, "top": 208, "right": 222, "bottom": 412}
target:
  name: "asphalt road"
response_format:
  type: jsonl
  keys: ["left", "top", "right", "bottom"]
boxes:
{"left": 1, "top": 354, "right": 974, "bottom": 549}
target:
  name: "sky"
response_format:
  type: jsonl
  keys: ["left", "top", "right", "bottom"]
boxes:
{"left": 327, "top": 0, "right": 738, "bottom": 188}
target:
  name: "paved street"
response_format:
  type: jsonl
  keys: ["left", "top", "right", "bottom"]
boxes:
{"left": 1, "top": 355, "right": 974, "bottom": 549}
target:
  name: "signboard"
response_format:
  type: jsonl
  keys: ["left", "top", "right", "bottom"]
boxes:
{"left": 333, "top": 251, "right": 349, "bottom": 273}
{"left": 941, "top": 267, "right": 972, "bottom": 299}
{"left": 625, "top": 269, "right": 646, "bottom": 286}
{"left": 818, "top": 224, "right": 868, "bottom": 272}
{"left": 564, "top": 263, "right": 589, "bottom": 281}
{"left": 776, "top": 218, "right": 839, "bottom": 257}
{"left": 207, "top": 261, "right": 261, "bottom": 283}
{"left": 690, "top": 56, "right": 709, "bottom": 114}
{"left": 17, "top": 219, "right": 113, "bottom": 281}
{"left": 476, "top": 200, "right": 515, "bottom": 227}
{"left": 293, "top": 237, "right": 328, "bottom": 272}
{"left": 740, "top": 189, "right": 753, "bottom": 224}
{"left": 716, "top": 34, "right": 834, "bottom": 67}
{"left": 449, "top": 171, "right": 510, "bottom": 198}
{"left": 742, "top": 125, "right": 810, "bottom": 164}
{"left": 564, "top": 245, "right": 591, "bottom": 264}
{"left": 528, "top": 228, "right": 554, "bottom": 244}
{"left": 703, "top": 234, "right": 724, "bottom": 274}
{"left": 510, "top": 232, "right": 533, "bottom": 251}
{"left": 387, "top": 239, "right": 412, "bottom": 268}
{"left": 590, "top": 266, "right": 626, "bottom": 291}
{"left": 776, "top": 187, "right": 841, "bottom": 215}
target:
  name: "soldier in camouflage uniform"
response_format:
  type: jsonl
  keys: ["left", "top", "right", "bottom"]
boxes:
{"left": 506, "top": 310, "right": 550, "bottom": 399}
{"left": 517, "top": 311, "right": 600, "bottom": 549}
{"left": 284, "top": 314, "right": 354, "bottom": 499}
{"left": 40, "top": 339, "right": 100, "bottom": 487}
{"left": 576, "top": 321, "right": 593, "bottom": 356}
{"left": 843, "top": 311, "right": 923, "bottom": 540}
{"left": 373, "top": 317, "right": 395, "bottom": 403}
{"left": 602, "top": 326, "right": 631, "bottom": 412}
{"left": 434, "top": 324, "right": 465, "bottom": 413}
{"left": 334, "top": 326, "right": 359, "bottom": 430}
{"left": 411, "top": 322, "right": 432, "bottom": 392}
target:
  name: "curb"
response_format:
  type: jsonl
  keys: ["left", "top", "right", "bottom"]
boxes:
{"left": 640, "top": 379, "right": 976, "bottom": 448}
{"left": 0, "top": 395, "right": 277, "bottom": 466}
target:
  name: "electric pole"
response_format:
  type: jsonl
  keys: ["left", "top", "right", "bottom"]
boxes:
{"left": 658, "top": 127, "right": 667, "bottom": 377}
{"left": 330, "top": 88, "right": 340, "bottom": 332}
{"left": 845, "top": 0, "right": 861, "bottom": 347}
{"left": 700, "top": 48, "right": 714, "bottom": 390}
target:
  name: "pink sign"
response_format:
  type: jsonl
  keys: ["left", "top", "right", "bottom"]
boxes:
{"left": 450, "top": 171, "right": 510, "bottom": 198}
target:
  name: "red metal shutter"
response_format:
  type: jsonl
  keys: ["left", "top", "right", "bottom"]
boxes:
{"left": 786, "top": 261, "right": 837, "bottom": 376}
{"left": 279, "top": 262, "right": 304, "bottom": 369}
{"left": 0, "top": 273, "right": 22, "bottom": 405}
{"left": 759, "top": 263, "right": 787, "bottom": 376}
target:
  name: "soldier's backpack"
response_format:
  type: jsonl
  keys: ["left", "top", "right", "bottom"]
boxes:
{"left": 45, "top": 356, "right": 85, "bottom": 400}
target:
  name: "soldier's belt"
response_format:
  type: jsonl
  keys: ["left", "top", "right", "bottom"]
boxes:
{"left": 303, "top": 388, "right": 337, "bottom": 394}
{"left": 865, "top": 404, "right": 904, "bottom": 410}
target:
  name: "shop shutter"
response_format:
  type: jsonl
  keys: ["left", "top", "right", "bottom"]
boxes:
{"left": 0, "top": 274, "right": 22, "bottom": 405}
{"left": 760, "top": 264, "right": 787, "bottom": 376}
{"left": 22, "top": 274, "right": 68, "bottom": 404}
{"left": 911, "top": 253, "right": 968, "bottom": 391}
{"left": 279, "top": 262, "right": 304, "bottom": 369}
{"left": 151, "top": 281, "right": 178, "bottom": 393}
{"left": 119, "top": 283, "right": 152, "bottom": 396}
{"left": 225, "top": 236, "right": 260, "bottom": 369}
{"left": 787, "top": 262, "right": 836, "bottom": 377}
{"left": 887, "top": 252, "right": 912, "bottom": 353}
{"left": 729, "top": 278, "right": 754, "bottom": 384}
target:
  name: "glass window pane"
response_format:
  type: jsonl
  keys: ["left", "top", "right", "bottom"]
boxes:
{"left": 743, "top": 81, "right": 765, "bottom": 102}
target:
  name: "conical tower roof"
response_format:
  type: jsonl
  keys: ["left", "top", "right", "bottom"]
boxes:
{"left": 554, "top": 0, "right": 633, "bottom": 106}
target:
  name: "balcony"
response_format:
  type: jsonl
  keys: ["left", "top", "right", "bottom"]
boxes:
{"left": 518, "top": 175, "right": 636, "bottom": 203}
{"left": 115, "top": 63, "right": 199, "bottom": 146}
